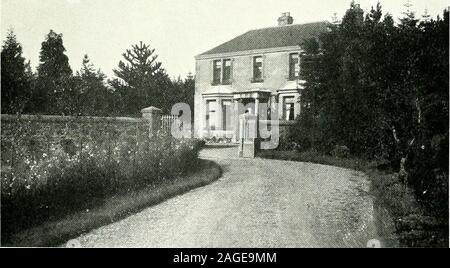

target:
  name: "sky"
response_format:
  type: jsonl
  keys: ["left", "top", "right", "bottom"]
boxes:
{"left": 1, "top": 0, "right": 448, "bottom": 79}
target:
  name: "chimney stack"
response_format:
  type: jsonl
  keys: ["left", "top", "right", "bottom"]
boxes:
{"left": 278, "top": 12, "right": 293, "bottom": 26}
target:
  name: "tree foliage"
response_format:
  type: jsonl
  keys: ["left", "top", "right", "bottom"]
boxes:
{"left": 1, "top": 29, "right": 33, "bottom": 114}
{"left": 73, "top": 55, "right": 113, "bottom": 116}
{"left": 1, "top": 32, "right": 194, "bottom": 117}
{"left": 111, "top": 41, "right": 175, "bottom": 115}
{"left": 171, "top": 73, "right": 195, "bottom": 119}
{"left": 292, "top": 2, "right": 448, "bottom": 246}
{"left": 32, "top": 30, "right": 73, "bottom": 114}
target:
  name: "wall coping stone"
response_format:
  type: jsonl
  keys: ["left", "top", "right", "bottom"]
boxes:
{"left": 1, "top": 114, "right": 145, "bottom": 124}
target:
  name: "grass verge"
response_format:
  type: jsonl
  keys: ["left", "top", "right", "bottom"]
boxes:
{"left": 258, "top": 150, "right": 369, "bottom": 171}
{"left": 258, "top": 150, "right": 448, "bottom": 248}
{"left": 3, "top": 159, "right": 222, "bottom": 247}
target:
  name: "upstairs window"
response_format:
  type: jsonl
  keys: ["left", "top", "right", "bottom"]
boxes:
{"left": 252, "top": 56, "right": 263, "bottom": 82}
{"left": 212, "top": 59, "right": 232, "bottom": 85}
{"left": 213, "top": 60, "right": 222, "bottom": 85}
{"left": 289, "top": 53, "right": 300, "bottom": 80}
{"left": 223, "top": 59, "right": 232, "bottom": 85}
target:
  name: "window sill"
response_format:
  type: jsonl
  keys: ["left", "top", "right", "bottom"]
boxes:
{"left": 211, "top": 82, "right": 232, "bottom": 86}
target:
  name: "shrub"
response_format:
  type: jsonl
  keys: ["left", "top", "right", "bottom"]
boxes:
{"left": 368, "top": 170, "right": 448, "bottom": 247}
{"left": 331, "top": 145, "right": 350, "bottom": 158}
{"left": 1, "top": 121, "right": 203, "bottom": 243}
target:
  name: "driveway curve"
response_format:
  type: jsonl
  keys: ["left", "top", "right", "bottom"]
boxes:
{"left": 74, "top": 146, "right": 380, "bottom": 247}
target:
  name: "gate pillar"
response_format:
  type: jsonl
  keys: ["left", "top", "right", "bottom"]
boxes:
{"left": 238, "top": 113, "right": 259, "bottom": 158}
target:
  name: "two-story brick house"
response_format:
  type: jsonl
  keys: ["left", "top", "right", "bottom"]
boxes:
{"left": 194, "top": 13, "right": 329, "bottom": 141}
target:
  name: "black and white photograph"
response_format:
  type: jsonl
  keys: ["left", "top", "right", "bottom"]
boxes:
{"left": 0, "top": 0, "right": 448, "bottom": 251}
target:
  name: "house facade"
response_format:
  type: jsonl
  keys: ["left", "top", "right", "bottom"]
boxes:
{"left": 194, "top": 13, "right": 329, "bottom": 141}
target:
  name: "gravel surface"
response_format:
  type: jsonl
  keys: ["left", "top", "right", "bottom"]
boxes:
{"left": 73, "top": 146, "right": 379, "bottom": 248}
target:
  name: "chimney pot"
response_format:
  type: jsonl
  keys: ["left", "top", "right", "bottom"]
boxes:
{"left": 278, "top": 12, "right": 294, "bottom": 26}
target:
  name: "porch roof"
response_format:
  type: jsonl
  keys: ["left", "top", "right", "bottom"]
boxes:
{"left": 233, "top": 88, "right": 272, "bottom": 100}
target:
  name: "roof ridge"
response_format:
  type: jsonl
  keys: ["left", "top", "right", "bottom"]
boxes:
{"left": 246, "top": 20, "right": 330, "bottom": 32}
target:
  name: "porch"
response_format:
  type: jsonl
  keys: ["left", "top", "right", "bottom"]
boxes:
{"left": 201, "top": 89, "right": 272, "bottom": 142}
{"left": 200, "top": 88, "right": 300, "bottom": 143}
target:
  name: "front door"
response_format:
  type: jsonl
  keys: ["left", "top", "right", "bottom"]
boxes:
{"left": 241, "top": 99, "right": 255, "bottom": 115}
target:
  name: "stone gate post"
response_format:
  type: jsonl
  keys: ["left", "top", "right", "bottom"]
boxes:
{"left": 141, "top": 106, "right": 162, "bottom": 137}
{"left": 238, "top": 113, "right": 259, "bottom": 158}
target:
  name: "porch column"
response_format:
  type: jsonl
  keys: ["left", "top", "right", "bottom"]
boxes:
{"left": 278, "top": 95, "right": 284, "bottom": 121}
{"left": 204, "top": 98, "right": 210, "bottom": 138}
{"left": 217, "top": 97, "right": 223, "bottom": 132}
{"left": 254, "top": 98, "right": 260, "bottom": 140}
{"left": 254, "top": 98, "right": 260, "bottom": 116}
{"left": 234, "top": 99, "right": 241, "bottom": 142}
{"left": 271, "top": 94, "right": 279, "bottom": 120}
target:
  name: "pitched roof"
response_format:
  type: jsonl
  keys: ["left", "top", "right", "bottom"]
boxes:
{"left": 199, "top": 21, "right": 330, "bottom": 56}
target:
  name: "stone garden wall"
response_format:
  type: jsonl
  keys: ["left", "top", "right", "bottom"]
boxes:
{"left": 1, "top": 114, "right": 150, "bottom": 167}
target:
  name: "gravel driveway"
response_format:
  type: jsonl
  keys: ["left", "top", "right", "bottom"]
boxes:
{"left": 74, "top": 146, "right": 379, "bottom": 247}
